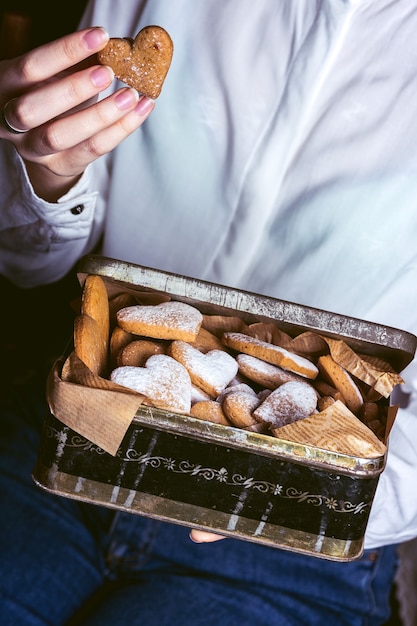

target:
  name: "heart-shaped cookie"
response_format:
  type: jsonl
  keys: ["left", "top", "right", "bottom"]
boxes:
{"left": 97, "top": 25, "right": 173, "bottom": 98}
{"left": 111, "top": 354, "right": 191, "bottom": 413}
{"left": 168, "top": 340, "right": 238, "bottom": 397}
{"left": 117, "top": 301, "right": 203, "bottom": 342}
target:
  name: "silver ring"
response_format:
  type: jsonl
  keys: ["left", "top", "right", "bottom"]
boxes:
{"left": 1, "top": 101, "right": 28, "bottom": 135}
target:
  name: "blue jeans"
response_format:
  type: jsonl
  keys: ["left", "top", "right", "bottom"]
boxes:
{"left": 0, "top": 378, "right": 397, "bottom": 626}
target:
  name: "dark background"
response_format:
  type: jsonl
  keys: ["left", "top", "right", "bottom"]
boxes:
{"left": 1, "top": 1, "right": 87, "bottom": 52}
{"left": 0, "top": 1, "right": 88, "bottom": 393}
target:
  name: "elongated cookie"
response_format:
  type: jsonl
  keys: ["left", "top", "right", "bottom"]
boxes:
{"left": 110, "top": 326, "right": 134, "bottom": 369}
{"left": 81, "top": 274, "right": 110, "bottom": 356}
{"left": 236, "top": 353, "right": 307, "bottom": 390}
{"left": 318, "top": 355, "right": 363, "bottom": 414}
{"left": 223, "top": 332, "right": 319, "bottom": 379}
{"left": 74, "top": 314, "right": 107, "bottom": 376}
{"left": 97, "top": 25, "right": 173, "bottom": 99}
{"left": 117, "top": 301, "right": 203, "bottom": 341}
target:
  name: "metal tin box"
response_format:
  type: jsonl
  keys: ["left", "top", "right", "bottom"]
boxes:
{"left": 33, "top": 255, "right": 417, "bottom": 561}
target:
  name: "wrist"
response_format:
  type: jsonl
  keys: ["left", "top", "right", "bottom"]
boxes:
{"left": 24, "top": 160, "right": 82, "bottom": 202}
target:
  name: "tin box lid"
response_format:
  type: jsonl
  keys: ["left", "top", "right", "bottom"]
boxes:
{"left": 77, "top": 254, "right": 417, "bottom": 372}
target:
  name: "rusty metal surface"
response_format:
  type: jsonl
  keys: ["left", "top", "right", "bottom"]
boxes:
{"left": 77, "top": 254, "right": 417, "bottom": 371}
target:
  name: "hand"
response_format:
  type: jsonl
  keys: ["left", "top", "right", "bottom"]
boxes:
{"left": 0, "top": 27, "right": 154, "bottom": 201}
{"left": 190, "top": 529, "right": 227, "bottom": 543}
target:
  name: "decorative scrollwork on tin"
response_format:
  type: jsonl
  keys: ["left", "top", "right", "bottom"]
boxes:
{"left": 46, "top": 425, "right": 370, "bottom": 515}
{"left": 46, "top": 425, "right": 106, "bottom": 455}
{"left": 281, "top": 488, "right": 369, "bottom": 514}
{"left": 116, "top": 451, "right": 370, "bottom": 515}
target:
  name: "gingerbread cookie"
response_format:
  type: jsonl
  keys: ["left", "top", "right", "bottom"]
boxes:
{"left": 222, "top": 332, "right": 319, "bottom": 380}
{"left": 236, "top": 353, "right": 307, "bottom": 390}
{"left": 109, "top": 326, "right": 134, "bottom": 369}
{"left": 168, "top": 340, "right": 238, "bottom": 397}
{"left": 74, "top": 314, "right": 107, "bottom": 377}
{"left": 253, "top": 380, "right": 318, "bottom": 428}
{"left": 318, "top": 355, "right": 363, "bottom": 414}
{"left": 97, "top": 25, "right": 173, "bottom": 98}
{"left": 117, "top": 338, "right": 165, "bottom": 367}
{"left": 190, "top": 401, "right": 231, "bottom": 425}
{"left": 222, "top": 387, "right": 261, "bottom": 429}
{"left": 111, "top": 354, "right": 192, "bottom": 413}
{"left": 81, "top": 274, "right": 110, "bottom": 355}
{"left": 117, "top": 301, "right": 203, "bottom": 342}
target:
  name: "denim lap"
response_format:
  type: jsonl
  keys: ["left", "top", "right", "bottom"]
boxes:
{"left": 0, "top": 382, "right": 397, "bottom": 625}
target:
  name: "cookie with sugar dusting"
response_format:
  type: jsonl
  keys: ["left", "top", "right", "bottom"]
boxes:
{"left": 117, "top": 301, "right": 203, "bottom": 342}
{"left": 110, "top": 354, "right": 191, "bottom": 413}
{"left": 236, "top": 353, "right": 309, "bottom": 390}
{"left": 253, "top": 380, "right": 318, "bottom": 428}
{"left": 222, "top": 388, "right": 261, "bottom": 429}
{"left": 168, "top": 340, "right": 238, "bottom": 398}
{"left": 223, "top": 332, "right": 319, "bottom": 380}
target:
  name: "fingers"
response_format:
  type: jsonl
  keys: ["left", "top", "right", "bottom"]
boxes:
{"left": 3, "top": 64, "right": 115, "bottom": 133}
{"left": 0, "top": 27, "right": 156, "bottom": 186}
{"left": 2, "top": 28, "right": 110, "bottom": 94}
{"left": 189, "top": 530, "right": 227, "bottom": 544}
{"left": 17, "top": 93, "right": 154, "bottom": 178}
{"left": 0, "top": 28, "right": 112, "bottom": 140}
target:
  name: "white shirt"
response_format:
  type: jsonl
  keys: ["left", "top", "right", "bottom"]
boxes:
{"left": 1, "top": 0, "right": 417, "bottom": 548}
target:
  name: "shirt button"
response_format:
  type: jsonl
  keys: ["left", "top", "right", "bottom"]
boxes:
{"left": 70, "top": 204, "right": 84, "bottom": 215}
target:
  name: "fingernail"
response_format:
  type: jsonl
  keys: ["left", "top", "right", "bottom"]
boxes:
{"left": 115, "top": 88, "right": 139, "bottom": 110}
{"left": 134, "top": 96, "right": 155, "bottom": 117}
{"left": 90, "top": 66, "right": 114, "bottom": 88}
{"left": 83, "top": 27, "right": 109, "bottom": 51}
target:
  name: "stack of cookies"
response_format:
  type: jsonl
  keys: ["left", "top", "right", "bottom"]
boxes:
{"left": 72, "top": 274, "right": 403, "bottom": 458}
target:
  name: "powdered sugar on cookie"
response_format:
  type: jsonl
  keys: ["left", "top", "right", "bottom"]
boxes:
{"left": 117, "top": 301, "right": 203, "bottom": 341}
{"left": 169, "top": 340, "right": 238, "bottom": 397}
{"left": 223, "top": 332, "right": 319, "bottom": 379}
{"left": 236, "top": 353, "right": 307, "bottom": 389}
{"left": 111, "top": 354, "right": 192, "bottom": 413}
{"left": 253, "top": 380, "right": 318, "bottom": 428}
